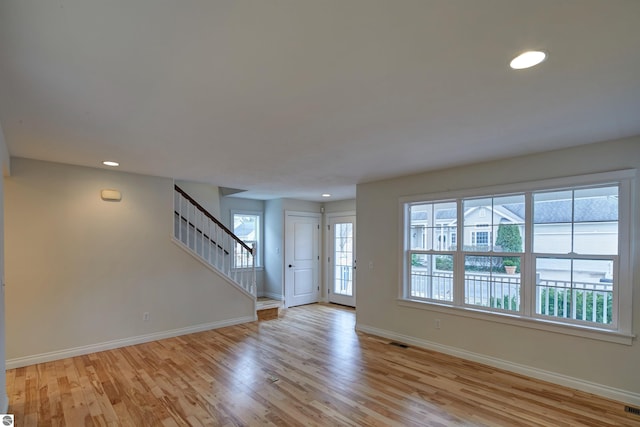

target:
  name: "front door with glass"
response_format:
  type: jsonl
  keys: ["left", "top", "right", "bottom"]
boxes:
{"left": 328, "top": 215, "right": 356, "bottom": 307}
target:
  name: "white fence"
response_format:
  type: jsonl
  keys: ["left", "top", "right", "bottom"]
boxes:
{"left": 410, "top": 271, "right": 613, "bottom": 324}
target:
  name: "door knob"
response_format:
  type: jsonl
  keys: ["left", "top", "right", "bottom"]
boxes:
{"left": 289, "top": 264, "right": 295, "bottom": 268}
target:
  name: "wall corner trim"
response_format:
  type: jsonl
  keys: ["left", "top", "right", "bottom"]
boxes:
{"left": 0, "top": 393, "right": 8, "bottom": 414}
{"left": 355, "top": 323, "right": 640, "bottom": 407}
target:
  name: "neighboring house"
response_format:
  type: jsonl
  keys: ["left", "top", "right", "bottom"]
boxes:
{"left": 410, "top": 196, "right": 617, "bottom": 280}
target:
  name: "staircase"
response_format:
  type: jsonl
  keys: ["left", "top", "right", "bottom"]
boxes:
{"left": 173, "top": 185, "right": 256, "bottom": 297}
{"left": 256, "top": 298, "right": 282, "bottom": 320}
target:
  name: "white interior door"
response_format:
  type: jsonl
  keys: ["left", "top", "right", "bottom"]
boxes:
{"left": 328, "top": 214, "right": 356, "bottom": 307}
{"left": 285, "top": 212, "right": 320, "bottom": 308}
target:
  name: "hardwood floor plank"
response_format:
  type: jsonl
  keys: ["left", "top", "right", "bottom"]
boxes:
{"left": 10, "top": 367, "right": 26, "bottom": 420}
{"left": 7, "top": 304, "right": 639, "bottom": 426}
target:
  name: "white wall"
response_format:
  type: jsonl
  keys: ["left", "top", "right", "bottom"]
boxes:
{"left": 323, "top": 199, "right": 356, "bottom": 214}
{"left": 264, "top": 199, "right": 284, "bottom": 299}
{"left": 356, "top": 137, "right": 640, "bottom": 403}
{"left": 220, "top": 197, "right": 264, "bottom": 227}
{"left": 174, "top": 179, "right": 220, "bottom": 218}
{"left": 5, "top": 158, "right": 254, "bottom": 365}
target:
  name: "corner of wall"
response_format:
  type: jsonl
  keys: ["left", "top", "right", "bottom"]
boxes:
{"left": 0, "top": 123, "right": 7, "bottom": 413}
{"left": 0, "top": 393, "right": 8, "bottom": 414}
{"left": 0, "top": 122, "right": 9, "bottom": 177}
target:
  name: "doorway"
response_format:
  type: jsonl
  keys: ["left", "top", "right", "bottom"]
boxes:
{"left": 327, "top": 214, "right": 356, "bottom": 307}
{"left": 284, "top": 211, "right": 321, "bottom": 308}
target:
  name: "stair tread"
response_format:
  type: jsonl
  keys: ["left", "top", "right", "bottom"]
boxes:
{"left": 256, "top": 299, "right": 282, "bottom": 310}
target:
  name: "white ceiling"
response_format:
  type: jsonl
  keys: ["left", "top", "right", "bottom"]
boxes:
{"left": 1, "top": 1, "right": 639, "bottom": 201}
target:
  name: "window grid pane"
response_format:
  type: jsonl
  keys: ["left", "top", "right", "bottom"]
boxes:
{"left": 410, "top": 253, "right": 453, "bottom": 302}
{"left": 533, "top": 186, "right": 618, "bottom": 255}
{"left": 464, "top": 255, "right": 520, "bottom": 312}
{"left": 535, "top": 258, "right": 614, "bottom": 325}
{"left": 463, "top": 195, "right": 525, "bottom": 252}
{"left": 410, "top": 202, "right": 457, "bottom": 251}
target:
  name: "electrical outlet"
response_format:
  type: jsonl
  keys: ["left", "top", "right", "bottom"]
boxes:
{"left": 143, "top": 312, "right": 150, "bottom": 321}
{"left": 435, "top": 319, "right": 441, "bottom": 329}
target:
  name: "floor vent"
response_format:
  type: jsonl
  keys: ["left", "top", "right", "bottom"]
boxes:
{"left": 389, "top": 341, "right": 409, "bottom": 349}
{"left": 625, "top": 406, "right": 640, "bottom": 416}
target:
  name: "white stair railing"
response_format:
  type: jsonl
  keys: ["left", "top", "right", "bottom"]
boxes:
{"left": 173, "top": 185, "right": 256, "bottom": 296}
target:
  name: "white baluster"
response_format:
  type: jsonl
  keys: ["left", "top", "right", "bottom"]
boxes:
{"left": 186, "top": 203, "right": 191, "bottom": 249}
{"left": 252, "top": 243, "right": 257, "bottom": 295}
{"left": 177, "top": 192, "right": 182, "bottom": 242}
{"left": 207, "top": 220, "right": 212, "bottom": 265}
{"left": 216, "top": 228, "right": 220, "bottom": 267}
{"left": 200, "top": 211, "right": 204, "bottom": 258}
{"left": 544, "top": 286, "right": 550, "bottom": 316}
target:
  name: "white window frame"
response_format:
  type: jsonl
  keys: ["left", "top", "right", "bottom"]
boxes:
{"left": 232, "top": 210, "right": 263, "bottom": 268}
{"left": 399, "top": 169, "right": 635, "bottom": 345}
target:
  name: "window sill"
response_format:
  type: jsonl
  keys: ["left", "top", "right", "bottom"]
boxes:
{"left": 397, "top": 298, "right": 635, "bottom": 345}
{"left": 232, "top": 266, "right": 264, "bottom": 271}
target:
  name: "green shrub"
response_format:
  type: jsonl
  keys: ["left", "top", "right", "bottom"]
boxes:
{"left": 411, "top": 254, "right": 424, "bottom": 267}
{"left": 435, "top": 256, "right": 453, "bottom": 271}
{"left": 539, "top": 288, "right": 612, "bottom": 324}
{"left": 490, "top": 295, "right": 519, "bottom": 311}
{"left": 495, "top": 223, "right": 522, "bottom": 253}
{"left": 496, "top": 224, "right": 522, "bottom": 271}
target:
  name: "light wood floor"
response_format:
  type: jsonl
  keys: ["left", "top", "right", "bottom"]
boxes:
{"left": 7, "top": 304, "right": 639, "bottom": 426}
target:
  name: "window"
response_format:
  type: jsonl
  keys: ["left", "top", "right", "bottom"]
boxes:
{"left": 533, "top": 186, "right": 618, "bottom": 325}
{"left": 233, "top": 212, "right": 262, "bottom": 268}
{"left": 401, "top": 171, "right": 633, "bottom": 339}
{"left": 408, "top": 201, "right": 456, "bottom": 302}
{"left": 471, "top": 231, "right": 490, "bottom": 245}
{"left": 462, "top": 195, "right": 524, "bottom": 313}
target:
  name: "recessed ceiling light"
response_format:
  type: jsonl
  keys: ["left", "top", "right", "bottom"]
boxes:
{"left": 321, "top": 193, "right": 331, "bottom": 198}
{"left": 510, "top": 50, "right": 547, "bottom": 70}
{"left": 102, "top": 161, "right": 119, "bottom": 167}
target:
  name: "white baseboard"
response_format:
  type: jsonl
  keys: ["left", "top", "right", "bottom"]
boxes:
{"left": 262, "top": 291, "right": 283, "bottom": 301}
{"left": 7, "top": 316, "right": 255, "bottom": 370}
{"left": 355, "top": 323, "right": 640, "bottom": 407}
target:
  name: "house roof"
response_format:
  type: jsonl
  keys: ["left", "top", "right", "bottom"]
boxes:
{"left": 411, "top": 197, "right": 618, "bottom": 224}
{"left": 530, "top": 198, "right": 618, "bottom": 223}
{"left": 0, "top": 1, "right": 639, "bottom": 201}
{"left": 234, "top": 222, "right": 256, "bottom": 239}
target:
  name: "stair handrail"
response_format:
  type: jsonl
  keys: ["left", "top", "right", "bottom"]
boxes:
{"left": 174, "top": 185, "right": 253, "bottom": 254}
{"left": 173, "top": 184, "right": 256, "bottom": 296}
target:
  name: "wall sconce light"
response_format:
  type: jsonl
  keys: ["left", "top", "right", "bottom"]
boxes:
{"left": 101, "top": 189, "right": 122, "bottom": 201}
